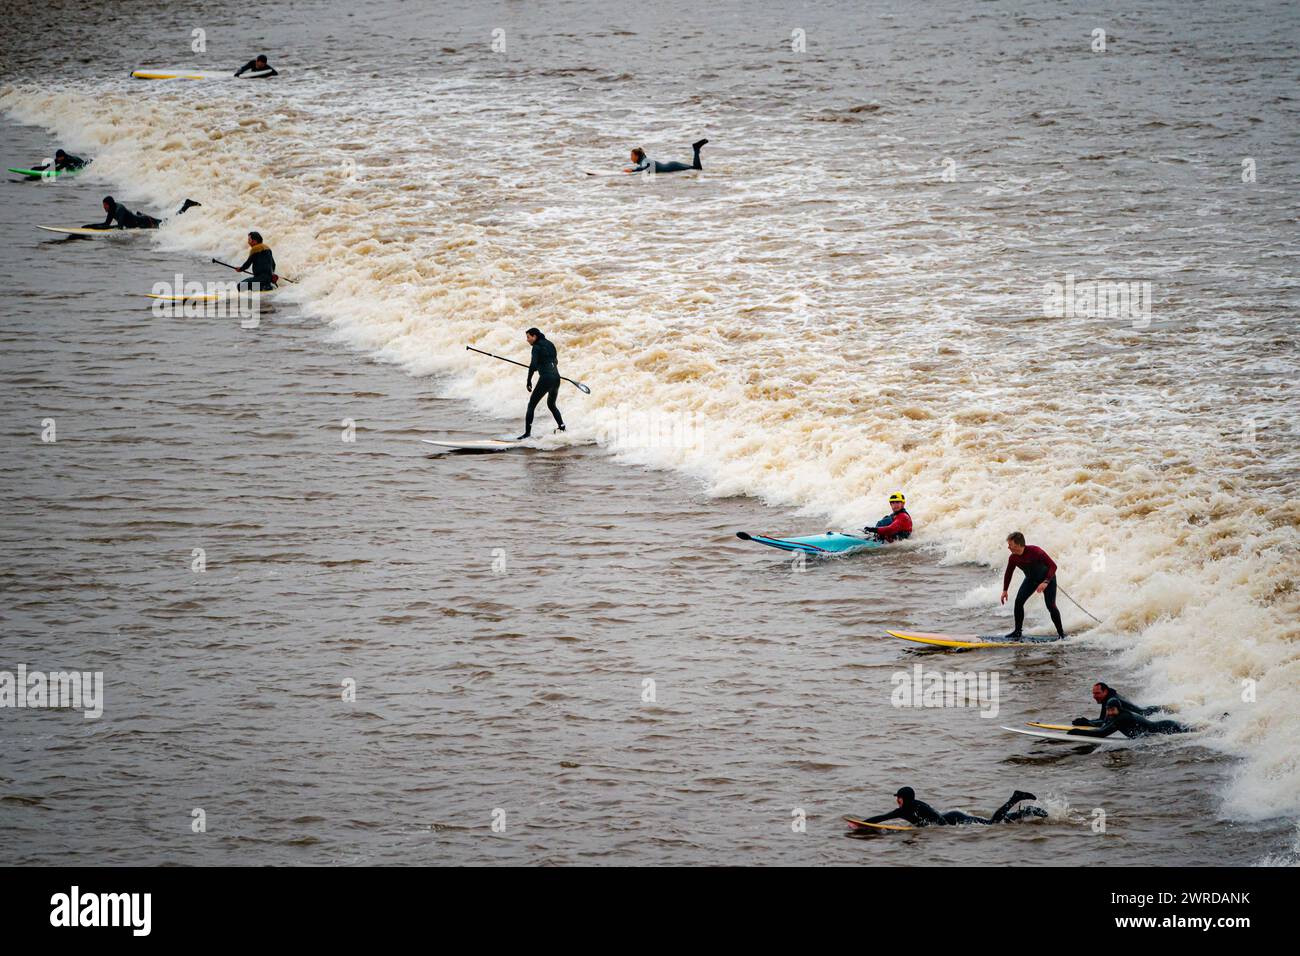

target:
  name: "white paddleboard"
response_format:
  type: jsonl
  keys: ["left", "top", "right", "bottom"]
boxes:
{"left": 1001, "top": 725, "right": 1137, "bottom": 746}
{"left": 421, "top": 438, "right": 525, "bottom": 452}
{"left": 37, "top": 226, "right": 144, "bottom": 238}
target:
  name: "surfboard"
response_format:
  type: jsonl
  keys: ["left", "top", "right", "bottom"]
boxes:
{"left": 142, "top": 288, "right": 277, "bottom": 302}
{"left": 843, "top": 816, "right": 914, "bottom": 832}
{"left": 421, "top": 438, "right": 525, "bottom": 452}
{"left": 736, "top": 531, "right": 883, "bottom": 555}
{"left": 8, "top": 167, "right": 80, "bottom": 179}
{"left": 583, "top": 169, "right": 632, "bottom": 178}
{"left": 1001, "top": 725, "right": 1136, "bottom": 746}
{"left": 36, "top": 226, "right": 144, "bottom": 237}
{"left": 1026, "top": 722, "right": 1084, "bottom": 732}
{"left": 886, "top": 630, "right": 1064, "bottom": 650}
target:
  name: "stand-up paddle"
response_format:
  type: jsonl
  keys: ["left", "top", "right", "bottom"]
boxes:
{"left": 466, "top": 345, "right": 591, "bottom": 393}
{"left": 212, "top": 257, "right": 294, "bottom": 285}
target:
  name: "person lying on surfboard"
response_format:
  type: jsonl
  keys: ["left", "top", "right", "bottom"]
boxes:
{"left": 517, "top": 327, "right": 566, "bottom": 440}
{"left": 863, "top": 786, "right": 1045, "bottom": 827}
{"left": 86, "top": 195, "right": 201, "bottom": 230}
{"left": 1067, "top": 699, "right": 1189, "bottom": 739}
{"left": 30, "top": 149, "right": 87, "bottom": 172}
{"left": 1000, "top": 531, "right": 1066, "bottom": 641}
{"left": 864, "top": 492, "right": 912, "bottom": 541}
{"left": 234, "top": 231, "right": 278, "bottom": 290}
{"left": 234, "top": 54, "right": 278, "bottom": 77}
{"left": 1072, "top": 682, "right": 1162, "bottom": 727}
{"left": 627, "top": 139, "right": 708, "bottom": 174}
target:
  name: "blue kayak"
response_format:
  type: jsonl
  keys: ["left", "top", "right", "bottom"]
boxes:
{"left": 735, "top": 531, "right": 883, "bottom": 555}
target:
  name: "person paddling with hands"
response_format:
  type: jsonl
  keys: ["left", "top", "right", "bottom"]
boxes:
{"left": 234, "top": 231, "right": 277, "bottom": 290}
{"left": 234, "top": 54, "right": 278, "bottom": 77}
{"left": 861, "top": 786, "right": 1045, "bottom": 827}
{"left": 517, "top": 327, "right": 566, "bottom": 440}
{"left": 1000, "top": 531, "right": 1066, "bottom": 640}
{"left": 865, "top": 492, "right": 913, "bottom": 542}
{"left": 1073, "top": 682, "right": 1161, "bottom": 727}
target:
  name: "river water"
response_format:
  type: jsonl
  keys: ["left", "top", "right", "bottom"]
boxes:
{"left": 0, "top": 0, "right": 1296, "bottom": 865}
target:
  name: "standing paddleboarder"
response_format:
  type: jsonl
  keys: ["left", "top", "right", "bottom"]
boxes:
{"left": 1000, "top": 532, "right": 1066, "bottom": 640}
{"left": 518, "top": 328, "right": 566, "bottom": 440}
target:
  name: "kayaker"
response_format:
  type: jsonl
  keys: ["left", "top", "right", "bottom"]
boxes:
{"left": 1067, "top": 699, "right": 1189, "bottom": 739}
{"left": 1072, "top": 682, "right": 1162, "bottom": 727}
{"left": 1000, "top": 532, "right": 1066, "bottom": 640}
{"left": 88, "top": 195, "right": 161, "bottom": 230}
{"left": 627, "top": 139, "right": 708, "bottom": 174}
{"left": 234, "top": 54, "right": 278, "bottom": 77}
{"left": 517, "top": 327, "right": 565, "bottom": 440}
{"left": 864, "top": 493, "right": 912, "bottom": 542}
{"left": 234, "top": 232, "right": 277, "bottom": 290}
{"left": 32, "top": 149, "right": 87, "bottom": 172}
{"left": 862, "top": 786, "right": 1045, "bottom": 827}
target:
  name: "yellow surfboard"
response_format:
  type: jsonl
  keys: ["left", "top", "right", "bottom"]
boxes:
{"left": 886, "top": 630, "right": 1065, "bottom": 650}
{"left": 843, "top": 816, "right": 914, "bottom": 832}
{"left": 1027, "top": 722, "right": 1080, "bottom": 732}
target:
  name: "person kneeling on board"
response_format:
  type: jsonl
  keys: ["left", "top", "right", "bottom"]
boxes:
{"left": 1000, "top": 531, "right": 1066, "bottom": 641}
{"left": 1068, "top": 698, "right": 1189, "bottom": 739}
{"left": 864, "top": 786, "right": 1046, "bottom": 827}
{"left": 32, "top": 149, "right": 87, "bottom": 172}
{"left": 234, "top": 54, "right": 278, "bottom": 77}
{"left": 864, "top": 492, "right": 912, "bottom": 542}
{"left": 1072, "top": 682, "right": 1162, "bottom": 727}
{"left": 627, "top": 139, "right": 708, "bottom": 174}
{"left": 234, "top": 232, "right": 278, "bottom": 290}
{"left": 517, "top": 327, "right": 566, "bottom": 440}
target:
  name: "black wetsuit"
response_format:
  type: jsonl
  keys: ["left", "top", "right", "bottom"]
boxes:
{"left": 866, "top": 792, "right": 1044, "bottom": 827}
{"left": 632, "top": 139, "right": 707, "bottom": 174}
{"left": 1073, "top": 691, "right": 1161, "bottom": 727}
{"left": 235, "top": 59, "right": 278, "bottom": 77}
{"left": 1068, "top": 710, "right": 1188, "bottom": 739}
{"left": 236, "top": 244, "right": 277, "bottom": 290}
{"left": 57, "top": 153, "right": 87, "bottom": 171}
{"left": 93, "top": 201, "right": 159, "bottom": 229}
{"left": 524, "top": 336, "right": 564, "bottom": 434}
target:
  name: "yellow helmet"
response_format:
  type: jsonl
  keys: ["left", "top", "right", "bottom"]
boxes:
{"left": 888, "top": 492, "right": 906, "bottom": 503}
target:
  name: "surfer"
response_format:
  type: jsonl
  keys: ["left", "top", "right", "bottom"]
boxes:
{"left": 1072, "top": 682, "right": 1161, "bottom": 727}
{"left": 31, "top": 149, "right": 87, "bottom": 172}
{"left": 1000, "top": 532, "right": 1065, "bottom": 640}
{"left": 88, "top": 196, "right": 161, "bottom": 230}
{"left": 863, "top": 786, "right": 1045, "bottom": 827}
{"left": 234, "top": 55, "right": 278, "bottom": 77}
{"left": 864, "top": 493, "right": 912, "bottom": 542}
{"left": 627, "top": 139, "right": 708, "bottom": 174}
{"left": 234, "top": 232, "right": 277, "bottom": 290}
{"left": 517, "top": 328, "right": 566, "bottom": 439}
{"left": 1068, "top": 698, "right": 1189, "bottom": 738}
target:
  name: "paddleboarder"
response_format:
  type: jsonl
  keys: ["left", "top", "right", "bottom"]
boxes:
{"left": 1072, "top": 682, "right": 1162, "bottom": 727}
{"left": 234, "top": 232, "right": 277, "bottom": 290}
{"left": 627, "top": 139, "right": 708, "bottom": 174}
{"left": 1000, "top": 532, "right": 1066, "bottom": 640}
{"left": 1067, "top": 699, "right": 1189, "bottom": 739}
{"left": 865, "top": 492, "right": 912, "bottom": 542}
{"left": 517, "top": 328, "right": 565, "bottom": 440}
{"left": 862, "top": 786, "right": 1045, "bottom": 827}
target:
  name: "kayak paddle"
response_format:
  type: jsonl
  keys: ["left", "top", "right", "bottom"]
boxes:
{"left": 466, "top": 345, "right": 592, "bottom": 393}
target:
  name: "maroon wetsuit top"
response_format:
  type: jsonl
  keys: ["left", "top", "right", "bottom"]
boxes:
{"left": 1003, "top": 545, "right": 1057, "bottom": 590}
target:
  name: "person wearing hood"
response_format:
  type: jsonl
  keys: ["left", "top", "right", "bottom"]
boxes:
{"left": 518, "top": 327, "right": 566, "bottom": 440}
{"left": 866, "top": 492, "right": 912, "bottom": 542}
{"left": 1067, "top": 699, "right": 1189, "bottom": 739}
{"left": 235, "top": 54, "right": 278, "bottom": 77}
{"left": 234, "top": 231, "right": 277, "bottom": 290}
{"left": 627, "top": 139, "right": 708, "bottom": 174}
{"left": 31, "top": 149, "right": 87, "bottom": 172}
{"left": 1072, "top": 682, "right": 1162, "bottom": 728}
{"left": 863, "top": 786, "right": 1045, "bottom": 827}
